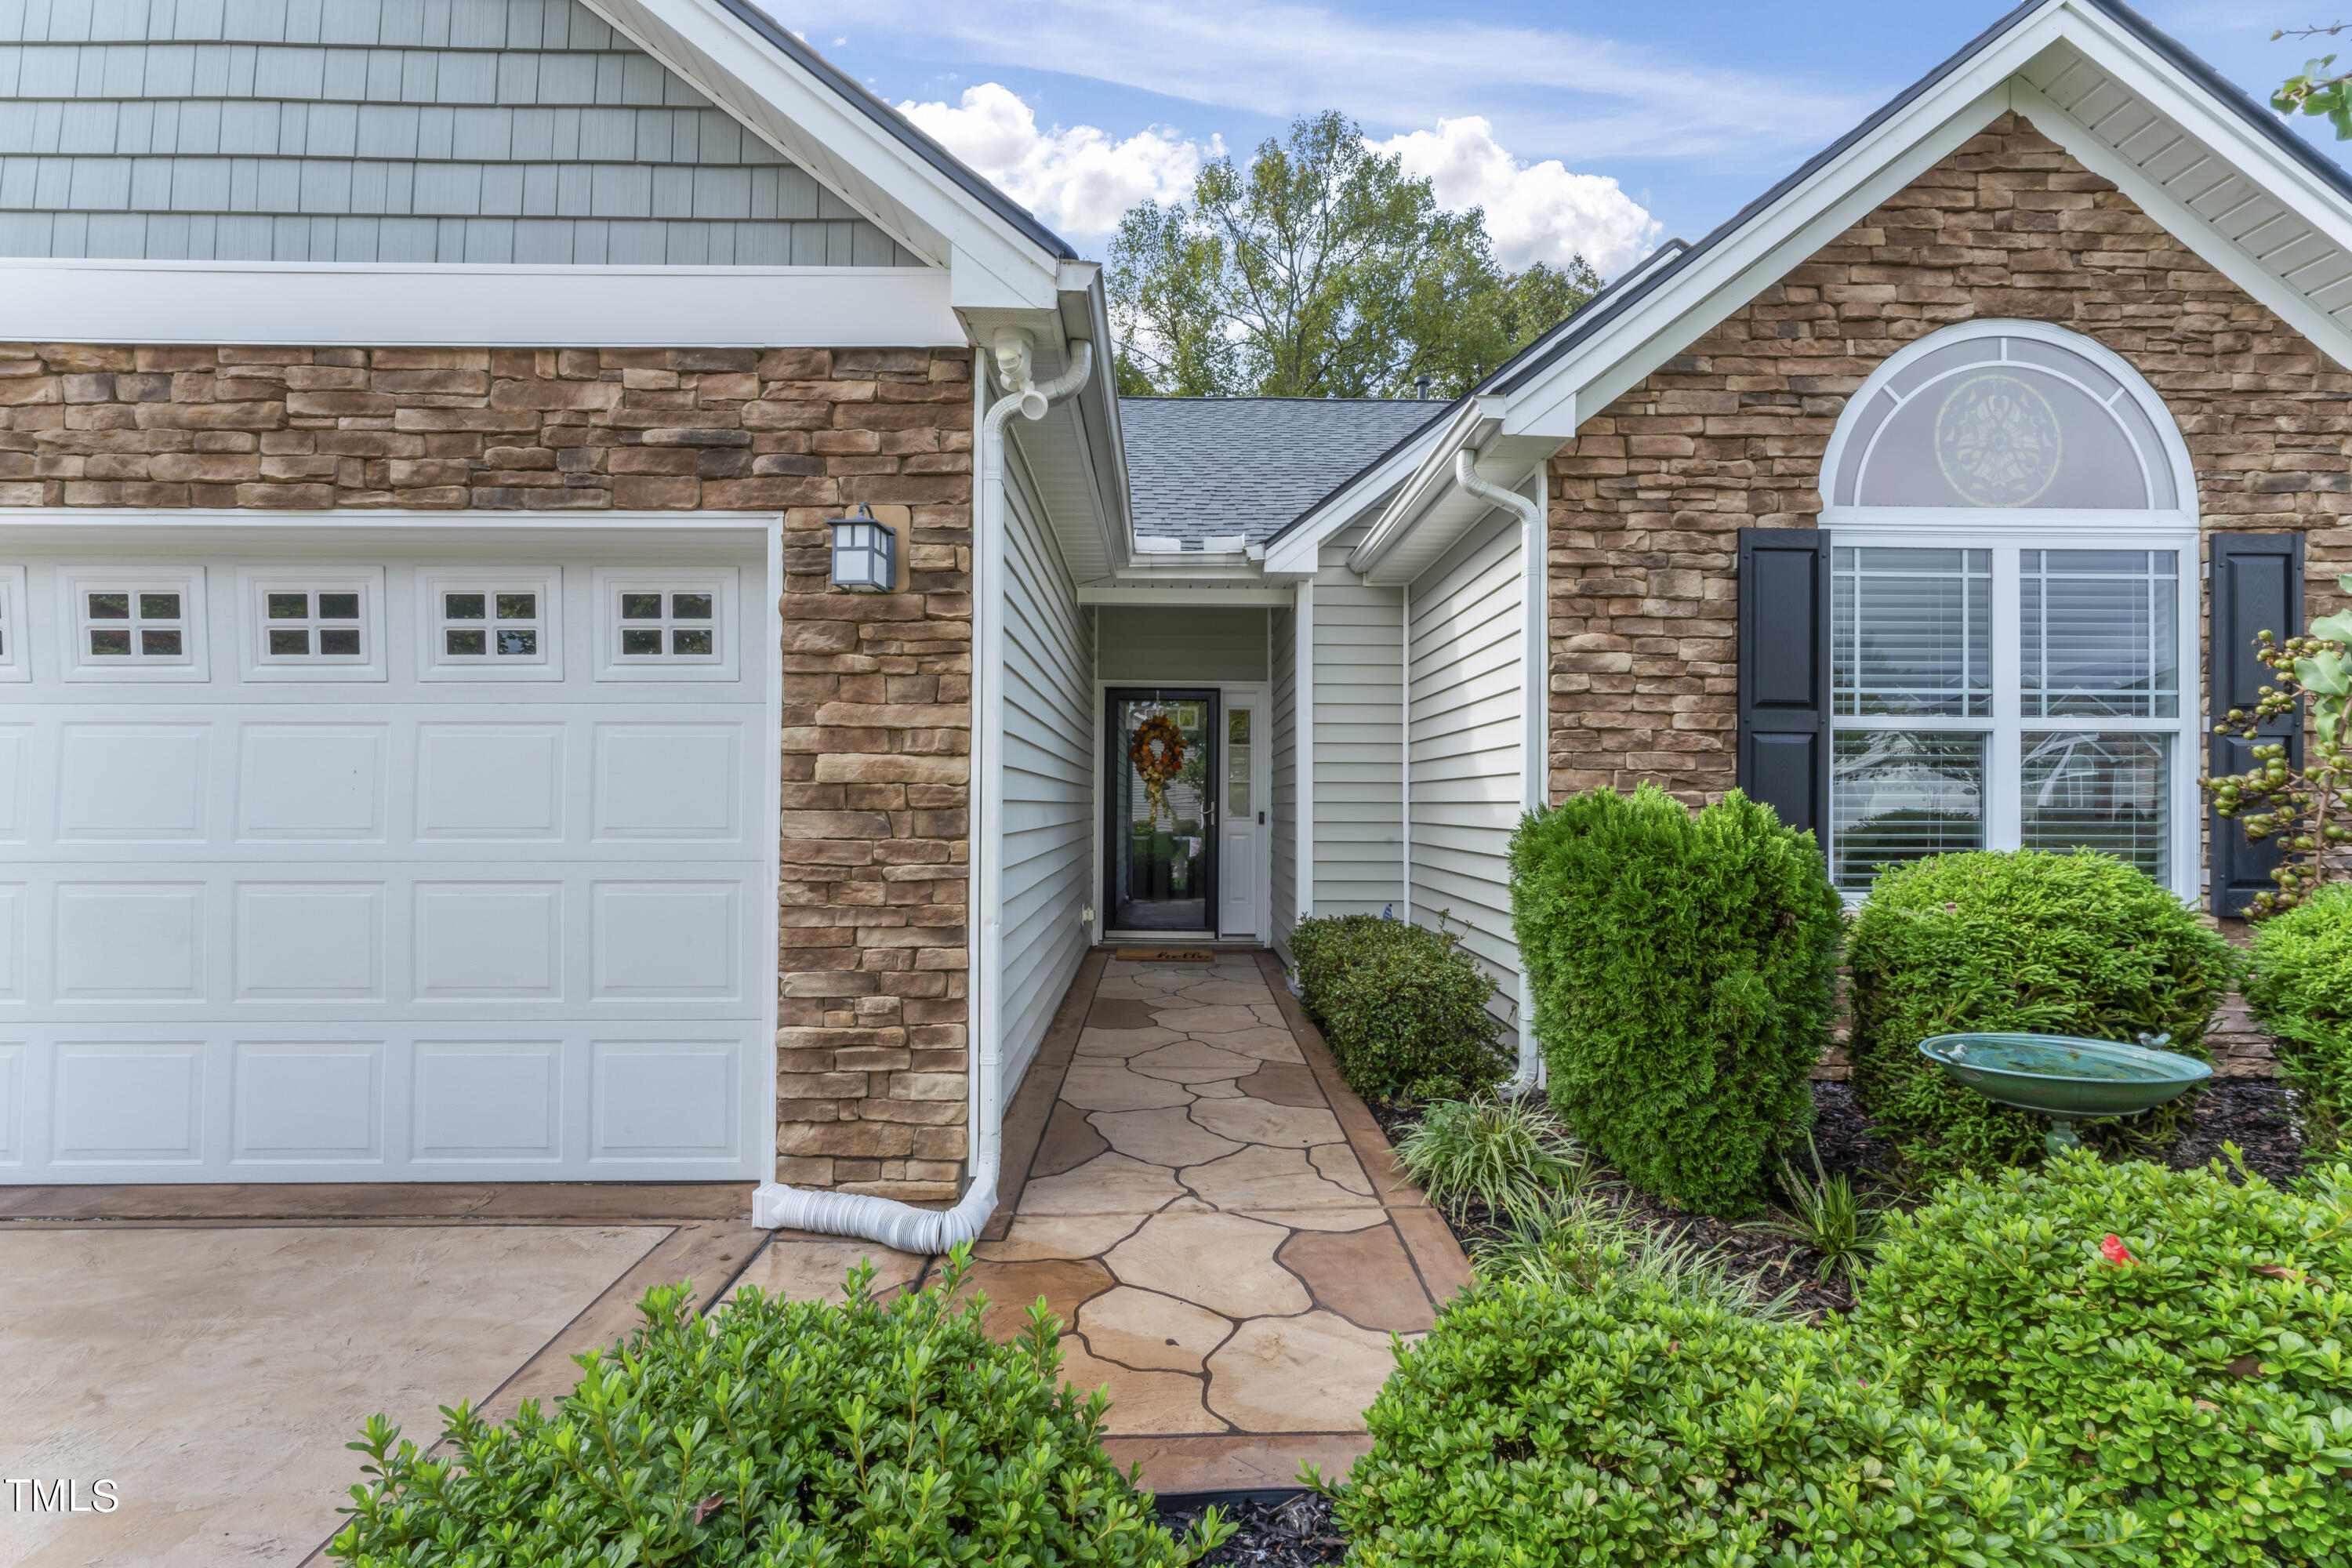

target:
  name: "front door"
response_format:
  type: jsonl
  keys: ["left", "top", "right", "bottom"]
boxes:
{"left": 1219, "top": 701, "right": 1259, "bottom": 936}
{"left": 1105, "top": 689, "right": 1218, "bottom": 934}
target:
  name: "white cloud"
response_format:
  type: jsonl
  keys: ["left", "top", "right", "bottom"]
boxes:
{"left": 800, "top": 0, "right": 1872, "bottom": 168}
{"left": 898, "top": 83, "right": 1215, "bottom": 238}
{"left": 1374, "top": 116, "right": 1661, "bottom": 275}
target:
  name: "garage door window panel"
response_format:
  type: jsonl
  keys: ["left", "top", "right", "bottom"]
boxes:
{"left": 594, "top": 568, "right": 737, "bottom": 681}
{"left": 421, "top": 571, "right": 561, "bottom": 681}
{"left": 61, "top": 567, "right": 207, "bottom": 681}
{"left": 0, "top": 565, "right": 25, "bottom": 681}
{"left": 241, "top": 569, "right": 386, "bottom": 681}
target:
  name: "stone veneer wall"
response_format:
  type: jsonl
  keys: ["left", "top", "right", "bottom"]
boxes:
{"left": 1548, "top": 111, "right": 2352, "bottom": 805}
{"left": 0, "top": 340, "right": 976, "bottom": 1200}
{"left": 1547, "top": 112, "right": 2352, "bottom": 1083}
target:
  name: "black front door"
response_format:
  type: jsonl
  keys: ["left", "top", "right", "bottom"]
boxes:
{"left": 1105, "top": 689, "right": 1219, "bottom": 934}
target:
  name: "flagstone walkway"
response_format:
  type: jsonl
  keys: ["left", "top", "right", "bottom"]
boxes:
{"left": 737, "top": 949, "right": 1471, "bottom": 1494}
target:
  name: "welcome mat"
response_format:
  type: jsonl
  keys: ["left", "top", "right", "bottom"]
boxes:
{"left": 1114, "top": 947, "right": 1215, "bottom": 962}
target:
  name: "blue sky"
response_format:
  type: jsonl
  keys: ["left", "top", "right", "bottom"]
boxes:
{"left": 759, "top": 2, "right": 2349, "bottom": 276}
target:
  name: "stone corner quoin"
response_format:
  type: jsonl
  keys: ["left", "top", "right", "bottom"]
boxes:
{"left": 1544, "top": 111, "right": 2352, "bottom": 812}
{"left": 0, "top": 340, "right": 978, "bottom": 1203}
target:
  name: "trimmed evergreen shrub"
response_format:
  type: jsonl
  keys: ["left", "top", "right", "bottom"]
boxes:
{"left": 1846, "top": 849, "right": 2238, "bottom": 1175}
{"left": 1508, "top": 784, "right": 1842, "bottom": 1216}
{"left": 1331, "top": 1272, "right": 2138, "bottom": 1567}
{"left": 327, "top": 1249, "right": 1229, "bottom": 1566}
{"left": 2248, "top": 882, "right": 2352, "bottom": 1152}
{"left": 1856, "top": 1153, "right": 2352, "bottom": 1566}
{"left": 1288, "top": 914, "right": 1505, "bottom": 1098}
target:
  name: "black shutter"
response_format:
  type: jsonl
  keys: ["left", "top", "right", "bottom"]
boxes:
{"left": 1737, "top": 528, "right": 1831, "bottom": 837}
{"left": 2208, "top": 532, "right": 2304, "bottom": 916}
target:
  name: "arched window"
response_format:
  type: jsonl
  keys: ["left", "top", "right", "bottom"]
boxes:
{"left": 1817, "top": 321, "right": 2198, "bottom": 898}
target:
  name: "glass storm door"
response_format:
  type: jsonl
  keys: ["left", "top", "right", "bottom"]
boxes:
{"left": 1220, "top": 702, "right": 1259, "bottom": 936}
{"left": 1106, "top": 689, "right": 1218, "bottom": 934}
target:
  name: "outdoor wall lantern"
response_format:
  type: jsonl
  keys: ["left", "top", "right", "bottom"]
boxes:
{"left": 828, "top": 504, "right": 895, "bottom": 593}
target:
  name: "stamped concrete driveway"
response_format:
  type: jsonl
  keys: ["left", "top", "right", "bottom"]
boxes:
{"left": 0, "top": 1190, "right": 760, "bottom": 1567}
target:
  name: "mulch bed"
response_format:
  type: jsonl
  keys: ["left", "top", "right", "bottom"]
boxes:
{"left": 1157, "top": 1492, "right": 1345, "bottom": 1567}
{"left": 1370, "top": 1075, "right": 2311, "bottom": 1320}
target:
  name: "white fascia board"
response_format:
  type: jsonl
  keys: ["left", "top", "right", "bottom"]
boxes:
{"left": 1490, "top": 10, "right": 2064, "bottom": 438}
{"left": 1571, "top": 81, "right": 2023, "bottom": 423}
{"left": 1346, "top": 397, "right": 1512, "bottom": 578}
{"left": 1076, "top": 584, "right": 1293, "bottom": 607}
{"left": 2010, "top": 82, "right": 2352, "bottom": 369}
{"left": 1261, "top": 420, "right": 1453, "bottom": 576}
{"left": 2052, "top": 4, "right": 2352, "bottom": 260}
{"left": 0, "top": 260, "right": 962, "bottom": 349}
{"left": 581, "top": 0, "right": 1061, "bottom": 309}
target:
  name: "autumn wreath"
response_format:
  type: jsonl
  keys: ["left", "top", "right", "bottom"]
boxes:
{"left": 1128, "top": 712, "right": 1188, "bottom": 829}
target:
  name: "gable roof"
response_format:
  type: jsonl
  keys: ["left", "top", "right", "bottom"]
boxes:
{"left": 704, "top": 0, "right": 1076, "bottom": 263}
{"left": 1275, "top": 0, "right": 2352, "bottom": 582}
{"left": 1120, "top": 396, "right": 1446, "bottom": 548}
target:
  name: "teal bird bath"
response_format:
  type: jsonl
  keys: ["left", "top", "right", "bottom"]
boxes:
{"left": 1918, "top": 1033, "right": 2212, "bottom": 1156}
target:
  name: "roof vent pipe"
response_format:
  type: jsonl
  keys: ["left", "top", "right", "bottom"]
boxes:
{"left": 753, "top": 334, "right": 1095, "bottom": 1250}
{"left": 1453, "top": 448, "right": 1544, "bottom": 1101}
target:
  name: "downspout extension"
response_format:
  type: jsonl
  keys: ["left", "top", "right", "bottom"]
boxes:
{"left": 1454, "top": 449, "right": 1545, "bottom": 1100}
{"left": 753, "top": 336, "right": 1096, "bottom": 1249}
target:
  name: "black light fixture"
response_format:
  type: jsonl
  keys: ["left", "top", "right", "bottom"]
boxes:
{"left": 828, "top": 503, "right": 895, "bottom": 593}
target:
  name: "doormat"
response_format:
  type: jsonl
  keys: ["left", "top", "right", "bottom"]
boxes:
{"left": 1115, "top": 947, "right": 1215, "bottom": 961}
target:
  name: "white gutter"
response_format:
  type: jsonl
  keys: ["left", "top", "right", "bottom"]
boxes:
{"left": 753, "top": 332, "right": 1094, "bottom": 1249}
{"left": 1453, "top": 449, "right": 1545, "bottom": 1100}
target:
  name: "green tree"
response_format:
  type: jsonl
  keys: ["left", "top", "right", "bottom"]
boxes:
{"left": 2274, "top": 23, "right": 2352, "bottom": 136}
{"left": 1108, "top": 110, "right": 1598, "bottom": 399}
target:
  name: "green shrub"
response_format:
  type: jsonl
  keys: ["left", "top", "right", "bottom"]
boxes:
{"left": 1331, "top": 1272, "right": 2136, "bottom": 1567}
{"left": 1392, "top": 1095, "right": 1584, "bottom": 1218}
{"left": 1508, "top": 784, "right": 1842, "bottom": 1216}
{"left": 1856, "top": 1153, "right": 2352, "bottom": 1566}
{"left": 1288, "top": 914, "right": 1504, "bottom": 1098}
{"left": 1846, "top": 849, "right": 2239, "bottom": 1175}
{"left": 2249, "top": 882, "right": 2352, "bottom": 1152}
{"left": 328, "top": 1249, "right": 1227, "bottom": 1566}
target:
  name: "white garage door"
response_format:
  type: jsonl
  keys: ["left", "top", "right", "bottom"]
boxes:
{"left": 0, "top": 532, "right": 771, "bottom": 1182}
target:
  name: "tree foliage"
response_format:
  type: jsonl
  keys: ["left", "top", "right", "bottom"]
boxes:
{"left": 1107, "top": 111, "right": 1597, "bottom": 399}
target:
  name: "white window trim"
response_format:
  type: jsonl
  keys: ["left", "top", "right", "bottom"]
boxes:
{"left": 590, "top": 568, "right": 740, "bottom": 682}
{"left": 1820, "top": 318, "right": 2199, "bottom": 515}
{"left": 56, "top": 564, "right": 209, "bottom": 682}
{"left": 417, "top": 568, "right": 564, "bottom": 682}
{"left": 238, "top": 566, "right": 387, "bottom": 682}
{"left": 1828, "top": 522, "right": 2202, "bottom": 902}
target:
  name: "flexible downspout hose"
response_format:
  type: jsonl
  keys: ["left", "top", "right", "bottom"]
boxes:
{"left": 753, "top": 340, "right": 1095, "bottom": 1249}
{"left": 1454, "top": 448, "right": 1545, "bottom": 1100}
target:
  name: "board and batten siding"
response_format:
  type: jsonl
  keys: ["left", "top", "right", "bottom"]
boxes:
{"left": 1407, "top": 508, "right": 1524, "bottom": 1030}
{"left": 1269, "top": 601, "right": 1298, "bottom": 957}
{"left": 0, "top": 0, "right": 922, "bottom": 265}
{"left": 1096, "top": 604, "right": 1269, "bottom": 684}
{"left": 1311, "top": 543, "right": 1403, "bottom": 916}
{"left": 996, "top": 446, "right": 1094, "bottom": 1094}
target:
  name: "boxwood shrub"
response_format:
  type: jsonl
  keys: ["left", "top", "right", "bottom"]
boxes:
{"left": 2247, "top": 882, "right": 2352, "bottom": 1152}
{"left": 327, "top": 1249, "right": 1227, "bottom": 1566}
{"left": 1288, "top": 914, "right": 1504, "bottom": 1098}
{"left": 1508, "top": 784, "right": 1842, "bottom": 1216}
{"left": 1332, "top": 1272, "right": 2137, "bottom": 1566}
{"left": 1846, "top": 849, "right": 2238, "bottom": 1175}
{"left": 1856, "top": 1153, "right": 2352, "bottom": 1566}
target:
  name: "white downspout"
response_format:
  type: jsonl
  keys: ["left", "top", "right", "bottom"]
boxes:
{"left": 1294, "top": 580, "right": 1316, "bottom": 931}
{"left": 1454, "top": 449, "right": 1545, "bottom": 1099}
{"left": 753, "top": 334, "right": 1094, "bottom": 1248}
{"left": 1399, "top": 581, "right": 1411, "bottom": 927}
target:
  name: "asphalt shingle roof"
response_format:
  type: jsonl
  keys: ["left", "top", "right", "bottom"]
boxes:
{"left": 1119, "top": 396, "right": 1447, "bottom": 547}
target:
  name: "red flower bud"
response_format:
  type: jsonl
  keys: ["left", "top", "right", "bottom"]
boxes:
{"left": 2100, "top": 1235, "right": 2136, "bottom": 1266}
